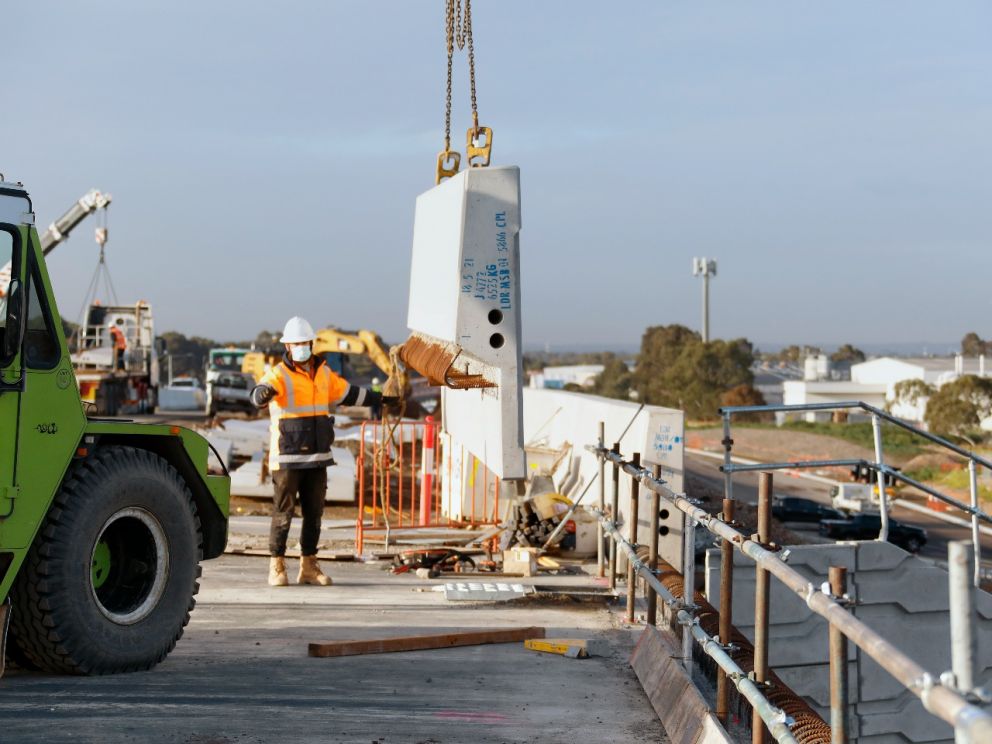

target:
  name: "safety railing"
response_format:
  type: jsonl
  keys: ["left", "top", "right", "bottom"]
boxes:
{"left": 355, "top": 418, "right": 502, "bottom": 554}
{"left": 588, "top": 436, "right": 992, "bottom": 744}
{"left": 719, "top": 401, "right": 992, "bottom": 586}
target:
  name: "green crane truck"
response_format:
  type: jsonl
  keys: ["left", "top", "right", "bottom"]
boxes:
{"left": 0, "top": 179, "right": 230, "bottom": 675}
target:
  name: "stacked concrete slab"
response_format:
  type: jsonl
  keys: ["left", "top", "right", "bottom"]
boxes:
{"left": 704, "top": 541, "right": 992, "bottom": 744}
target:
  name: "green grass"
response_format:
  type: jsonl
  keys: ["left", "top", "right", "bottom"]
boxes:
{"left": 733, "top": 421, "right": 925, "bottom": 457}
{"left": 903, "top": 465, "right": 992, "bottom": 502}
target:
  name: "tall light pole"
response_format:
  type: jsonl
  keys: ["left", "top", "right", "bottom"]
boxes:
{"left": 692, "top": 257, "right": 717, "bottom": 342}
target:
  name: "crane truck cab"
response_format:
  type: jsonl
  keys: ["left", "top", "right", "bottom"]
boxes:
{"left": 0, "top": 181, "right": 230, "bottom": 675}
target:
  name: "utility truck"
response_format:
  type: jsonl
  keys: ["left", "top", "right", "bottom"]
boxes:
{"left": 205, "top": 347, "right": 253, "bottom": 416}
{"left": 0, "top": 179, "right": 230, "bottom": 675}
{"left": 72, "top": 300, "right": 161, "bottom": 415}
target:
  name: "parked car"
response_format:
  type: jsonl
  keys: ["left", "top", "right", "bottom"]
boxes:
{"left": 818, "top": 513, "right": 927, "bottom": 553}
{"left": 772, "top": 496, "right": 845, "bottom": 523}
{"left": 158, "top": 376, "right": 207, "bottom": 411}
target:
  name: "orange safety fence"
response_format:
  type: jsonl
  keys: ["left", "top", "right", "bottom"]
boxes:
{"left": 355, "top": 419, "right": 502, "bottom": 554}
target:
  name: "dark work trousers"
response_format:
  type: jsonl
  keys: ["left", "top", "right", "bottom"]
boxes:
{"left": 269, "top": 467, "right": 327, "bottom": 557}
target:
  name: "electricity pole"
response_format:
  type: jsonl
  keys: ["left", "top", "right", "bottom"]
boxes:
{"left": 692, "top": 257, "right": 717, "bottom": 342}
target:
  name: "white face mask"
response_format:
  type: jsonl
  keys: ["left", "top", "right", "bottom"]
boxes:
{"left": 290, "top": 345, "right": 312, "bottom": 363}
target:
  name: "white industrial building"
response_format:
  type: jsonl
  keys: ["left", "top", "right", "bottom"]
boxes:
{"left": 529, "top": 364, "right": 605, "bottom": 390}
{"left": 782, "top": 354, "right": 990, "bottom": 426}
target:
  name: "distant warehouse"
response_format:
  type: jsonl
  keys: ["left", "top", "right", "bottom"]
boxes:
{"left": 782, "top": 354, "right": 990, "bottom": 427}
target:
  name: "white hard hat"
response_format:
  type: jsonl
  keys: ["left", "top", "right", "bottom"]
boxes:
{"left": 280, "top": 316, "right": 316, "bottom": 344}
{"left": 372, "top": 377, "right": 381, "bottom": 385}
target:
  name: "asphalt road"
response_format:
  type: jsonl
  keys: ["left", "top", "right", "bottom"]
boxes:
{"left": 0, "top": 557, "right": 663, "bottom": 744}
{"left": 686, "top": 452, "right": 992, "bottom": 568}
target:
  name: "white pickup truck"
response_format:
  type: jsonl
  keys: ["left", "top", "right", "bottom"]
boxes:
{"left": 206, "top": 371, "right": 254, "bottom": 416}
{"left": 830, "top": 482, "right": 896, "bottom": 513}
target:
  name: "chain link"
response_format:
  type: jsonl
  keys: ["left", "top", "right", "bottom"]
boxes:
{"left": 443, "top": 0, "right": 479, "bottom": 152}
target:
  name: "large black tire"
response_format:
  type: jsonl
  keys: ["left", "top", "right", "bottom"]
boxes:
{"left": 9, "top": 446, "right": 202, "bottom": 674}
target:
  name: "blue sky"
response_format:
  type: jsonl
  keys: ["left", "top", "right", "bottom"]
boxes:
{"left": 6, "top": 1, "right": 990, "bottom": 351}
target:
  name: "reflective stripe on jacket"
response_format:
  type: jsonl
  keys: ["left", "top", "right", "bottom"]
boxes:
{"left": 253, "top": 354, "right": 354, "bottom": 471}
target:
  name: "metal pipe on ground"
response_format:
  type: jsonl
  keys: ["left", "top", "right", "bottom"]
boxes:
{"left": 829, "top": 566, "right": 849, "bottom": 744}
{"left": 716, "top": 497, "right": 736, "bottom": 724}
{"left": 647, "top": 464, "right": 662, "bottom": 626}
{"left": 753, "top": 472, "right": 773, "bottom": 744}
{"left": 626, "top": 452, "right": 641, "bottom": 624}
{"left": 587, "top": 444, "right": 992, "bottom": 742}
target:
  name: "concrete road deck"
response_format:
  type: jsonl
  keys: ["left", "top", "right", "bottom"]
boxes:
{"left": 0, "top": 556, "right": 666, "bottom": 744}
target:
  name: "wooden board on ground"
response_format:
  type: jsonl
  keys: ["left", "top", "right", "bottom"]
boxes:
{"left": 308, "top": 627, "right": 546, "bottom": 658}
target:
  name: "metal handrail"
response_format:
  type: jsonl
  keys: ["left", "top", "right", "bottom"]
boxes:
{"left": 718, "top": 401, "right": 992, "bottom": 472}
{"left": 597, "top": 509, "right": 799, "bottom": 744}
{"left": 719, "top": 457, "right": 992, "bottom": 526}
{"left": 588, "top": 444, "right": 992, "bottom": 742}
{"left": 719, "top": 400, "right": 991, "bottom": 586}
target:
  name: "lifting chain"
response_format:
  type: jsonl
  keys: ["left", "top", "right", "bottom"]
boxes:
{"left": 437, "top": 0, "right": 492, "bottom": 184}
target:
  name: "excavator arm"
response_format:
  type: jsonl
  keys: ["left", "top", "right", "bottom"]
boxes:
{"left": 312, "top": 328, "right": 394, "bottom": 376}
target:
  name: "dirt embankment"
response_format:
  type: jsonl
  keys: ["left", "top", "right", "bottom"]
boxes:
{"left": 687, "top": 427, "right": 912, "bottom": 469}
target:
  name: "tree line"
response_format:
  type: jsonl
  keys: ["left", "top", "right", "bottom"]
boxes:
{"left": 583, "top": 324, "right": 764, "bottom": 421}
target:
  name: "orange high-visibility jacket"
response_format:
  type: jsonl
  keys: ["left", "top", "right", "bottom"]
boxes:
{"left": 251, "top": 354, "right": 375, "bottom": 471}
{"left": 109, "top": 326, "right": 127, "bottom": 350}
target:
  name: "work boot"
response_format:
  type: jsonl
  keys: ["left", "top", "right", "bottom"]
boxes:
{"left": 268, "top": 556, "right": 289, "bottom": 587}
{"left": 298, "top": 555, "right": 333, "bottom": 586}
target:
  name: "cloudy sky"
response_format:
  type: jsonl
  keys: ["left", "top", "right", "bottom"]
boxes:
{"left": 6, "top": 1, "right": 990, "bottom": 352}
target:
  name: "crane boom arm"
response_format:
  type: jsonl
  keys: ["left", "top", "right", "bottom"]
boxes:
{"left": 0, "top": 189, "right": 111, "bottom": 298}
{"left": 39, "top": 189, "right": 112, "bottom": 255}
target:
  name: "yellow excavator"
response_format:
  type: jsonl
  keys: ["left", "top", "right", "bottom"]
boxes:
{"left": 242, "top": 327, "right": 410, "bottom": 406}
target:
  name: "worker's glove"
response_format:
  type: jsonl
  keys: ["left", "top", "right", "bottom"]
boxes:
{"left": 250, "top": 384, "right": 275, "bottom": 408}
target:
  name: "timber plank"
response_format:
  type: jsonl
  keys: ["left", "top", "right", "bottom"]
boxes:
{"left": 308, "top": 626, "right": 546, "bottom": 658}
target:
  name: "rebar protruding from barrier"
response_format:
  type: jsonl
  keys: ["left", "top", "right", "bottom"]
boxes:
{"left": 647, "top": 463, "right": 662, "bottom": 626}
{"left": 716, "top": 497, "right": 736, "bottom": 724}
{"left": 597, "top": 421, "right": 606, "bottom": 578}
{"left": 626, "top": 452, "right": 641, "bottom": 624}
{"left": 753, "top": 471, "right": 773, "bottom": 744}
{"left": 829, "top": 566, "right": 849, "bottom": 744}
{"left": 609, "top": 441, "right": 620, "bottom": 591}
{"left": 949, "top": 540, "right": 976, "bottom": 744}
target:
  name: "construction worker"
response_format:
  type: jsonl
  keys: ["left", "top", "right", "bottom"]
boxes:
{"left": 250, "top": 316, "right": 384, "bottom": 587}
{"left": 108, "top": 321, "right": 127, "bottom": 371}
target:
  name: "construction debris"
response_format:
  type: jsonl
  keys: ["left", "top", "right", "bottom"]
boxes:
{"left": 438, "top": 581, "right": 534, "bottom": 601}
{"left": 308, "top": 627, "right": 545, "bottom": 658}
{"left": 391, "top": 548, "right": 477, "bottom": 576}
{"left": 524, "top": 638, "right": 609, "bottom": 659}
{"left": 503, "top": 547, "right": 538, "bottom": 576}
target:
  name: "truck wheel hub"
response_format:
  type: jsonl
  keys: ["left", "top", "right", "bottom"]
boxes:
{"left": 89, "top": 507, "right": 170, "bottom": 625}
